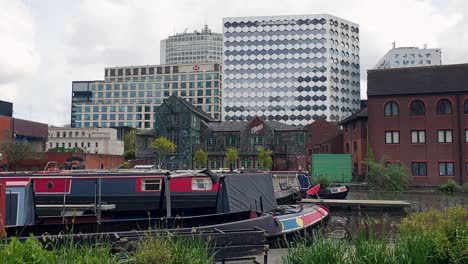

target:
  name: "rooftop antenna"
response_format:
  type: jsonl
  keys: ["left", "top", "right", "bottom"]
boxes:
{"left": 392, "top": 41, "right": 396, "bottom": 49}
{"left": 423, "top": 43, "right": 427, "bottom": 49}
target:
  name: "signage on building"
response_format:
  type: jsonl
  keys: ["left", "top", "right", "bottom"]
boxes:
{"left": 249, "top": 117, "right": 266, "bottom": 135}
{"left": 193, "top": 65, "right": 200, "bottom": 71}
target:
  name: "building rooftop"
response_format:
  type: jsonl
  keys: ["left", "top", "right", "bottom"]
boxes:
{"left": 207, "top": 120, "right": 302, "bottom": 132}
{"left": 338, "top": 107, "right": 368, "bottom": 125}
{"left": 367, "top": 63, "right": 468, "bottom": 96}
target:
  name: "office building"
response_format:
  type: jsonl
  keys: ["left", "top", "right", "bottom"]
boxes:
{"left": 374, "top": 43, "right": 441, "bottom": 69}
{"left": 47, "top": 127, "right": 124, "bottom": 155}
{"left": 368, "top": 64, "right": 468, "bottom": 186}
{"left": 222, "top": 14, "right": 361, "bottom": 125}
{"left": 160, "top": 25, "right": 223, "bottom": 64}
{"left": 71, "top": 62, "right": 222, "bottom": 129}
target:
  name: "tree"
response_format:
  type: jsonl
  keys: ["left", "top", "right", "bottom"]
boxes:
{"left": 123, "top": 149, "right": 136, "bottom": 160}
{"left": 150, "top": 137, "right": 176, "bottom": 169}
{"left": 194, "top": 149, "right": 208, "bottom": 169}
{"left": 71, "top": 147, "right": 84, "bottom": 153}
{"left": 123, "top": 129, "right": 139, "bottom": 151}
{"left": 225, "top": 148, "right": 239, "bottom": 169}
{"left": 0, "top": 141, "right": 43, "bottom": 171}
{"left": 257, "top": 147, "right": 273, "bottom": 171}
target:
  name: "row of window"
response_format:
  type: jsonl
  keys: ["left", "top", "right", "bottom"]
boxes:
{"left": 49, "top": 142, "right": 99, "bottom": 148}
{"left": 384, "top": 99, "right": 468, "bottom": 117}
{"left": 385, "top": 130, "right": 468, "bottom": 144}
{"left": 50, "top": 131, "right": 92, "bottom": 138}
{"left": 140, "top": 178, "right": 212, "bottom": 191}
{"left": 104, "top": 72, "right": 221, "bottom": 83}
{"left": 387, "top": 162, "right": 466, "bottom": 177}
{"left": 93, "top": 81, "right": 221, "bottom": 91}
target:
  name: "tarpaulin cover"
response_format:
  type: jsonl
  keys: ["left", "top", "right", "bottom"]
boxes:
{"left": 216, "top": 173, "right": 277, "bottom": 213}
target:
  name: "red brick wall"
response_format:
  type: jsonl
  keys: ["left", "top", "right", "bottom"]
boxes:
{"left": 343, "top": 119, "right": 368, "bottom": 180}
{"left": 0, "top": 116, "right": 12, "bottom": 142}
{"left": 368, "top": 94, "right": 467, "bottom": 186}
{"left": 304, "top": 119, "right": 340, "bottom": 168}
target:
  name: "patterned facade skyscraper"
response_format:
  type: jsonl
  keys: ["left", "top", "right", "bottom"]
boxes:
{"left": 222, "top": 15, "right": 361, "bottom": 125}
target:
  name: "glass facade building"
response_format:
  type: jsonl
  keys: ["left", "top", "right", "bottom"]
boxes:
{"left": 222, "top": 15, "right": 361, "bottom": 125}
{"left": 161, "top": 25, "right": 223, "bottom": 65}
{"left": 71, "top": 63, "right": 222, "bottom": 129}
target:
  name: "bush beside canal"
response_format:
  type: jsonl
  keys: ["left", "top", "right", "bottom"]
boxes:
{"left": 282, "top": 206, "right": 468, "bottom": 264}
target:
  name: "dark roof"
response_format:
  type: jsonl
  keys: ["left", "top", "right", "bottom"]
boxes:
{"left": 338, "top": 107, "right": 368, "bottom": 125}
{"left": 137, "top": 129, "right": 155, "bottom": 136}
{"left": 367, "top": 63, "right": 468, "bottom": 96}
{"left": 317, "top": 130, "right": 343, "bottom": 145}
{"left": 207, "top": 120, "right": 302, "bottom": 132}
{"left": 166, "top": 96, "right": 214, "bottom": 122}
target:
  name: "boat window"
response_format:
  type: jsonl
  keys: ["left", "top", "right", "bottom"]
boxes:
{"left": 192, "top": 178, "right": 212, "bottom": 191}
{"left": 141, "top": 179, "right": 162, "bottom": 191}
{"left": 47, "top": 182, "right": 54, "bottom": 190}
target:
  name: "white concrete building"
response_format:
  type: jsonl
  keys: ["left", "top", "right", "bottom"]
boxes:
{"left": 161, "top": 25, "right": 223, "bottom": 65}
{"left": 47, "top": 127, "right": 124, "bottom": 155}
{"left": 374, "top": 44, "right": 441, "bottom": 69}
{"left": 222, "top": 14, "right": 361, "bottom": 125}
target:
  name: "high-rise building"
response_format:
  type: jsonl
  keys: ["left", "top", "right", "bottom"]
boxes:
{"left": 160, "top": 25, "right": 223, "bottom": 64}
{"left": 71, "top": 62, "right": 222, "bottom": 129}
{"left": 222, "top": 14, "right": 361, "bottom": 125}
{"left": 374, "top": 43, "right": 441, "bottom": 69}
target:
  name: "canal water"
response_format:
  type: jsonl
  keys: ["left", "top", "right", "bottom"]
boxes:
{"left": 324, "top": 190, "right": 468, "bottom": 240}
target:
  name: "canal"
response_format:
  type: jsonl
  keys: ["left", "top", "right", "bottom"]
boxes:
{"left": 325, "top": 190, "right": 468, "bottom": 240}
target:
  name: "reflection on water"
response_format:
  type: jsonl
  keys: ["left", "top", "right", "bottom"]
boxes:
{"left": 325, "top": 190, "right": 468, "bottom": 239}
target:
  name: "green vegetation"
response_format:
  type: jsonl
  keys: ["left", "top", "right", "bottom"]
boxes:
{"left": 150, "top": 137, "right": 176, "bottom": 169}
{"left": 282, "top": 206, "right": 468, "bottom": 264}
{"left": 123, "top": 149, "right": 136, "bottom": 160}
{"left": 225, "top": 148, "right": 239, "bottom": 169}
{"left": 119, "top": 161, "right": 131, "bottom": 169}
{"left": 312, "top": 174, "right": 331, "bottom": 188}
{"left": 123, "top": 129, "right": 139, "bottom": 151}
{"left": 439, "top": 179, "right": 461, "bottom": 193}
{"left": 257, "top": 147, "right": 273, "bottom": 171}
{"left": 365, "top": 148, "right": 411, "bottom": 191}
{"left": 0, "top": 141, "right": 43, "bottom": 171}
{"left": 0, "top": 236, "right": 118, "bottom": 263}
{"left": 133, "top": 234, "right": 212, "bottom": 264}
{"left": 194, "top": 149, "right": 208, "bottom": 169}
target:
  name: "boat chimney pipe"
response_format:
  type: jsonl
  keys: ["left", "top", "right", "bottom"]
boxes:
{"left": 165, "top": 173, "right": 172, "bottom": 218}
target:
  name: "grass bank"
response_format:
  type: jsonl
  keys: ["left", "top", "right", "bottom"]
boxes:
{"left": 282, "top": 206, "right": 467, "bottom": 264}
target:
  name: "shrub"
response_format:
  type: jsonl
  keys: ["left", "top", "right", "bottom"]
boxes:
{"left": 439, "top": 179, "right": 460, "bottom": 193}
{"left": 123, "top": 149, "right": 136, "bottom": 160}
{"left": 312, "top": 174, "right": 331, "bottom": 188}
{"left": 119, "top": 161, "right": 130, "bottom": 169}
{"left": 366, "top": 160, "right": 411, "bottom": 191}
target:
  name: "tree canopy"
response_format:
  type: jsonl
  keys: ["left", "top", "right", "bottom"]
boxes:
{"left": 257, "top": 147, "right": 273, "bottom": 171}
{"left": 225, "top": 148, "right": 239, "bottom": 169}
{"left": 194, "top": 149, "right": 208, "bottom": 169}
{"left": 0, "top": 141, "right": 43, "bottom": 171}
{"left": 150, "top": 137, "right": 176, "bottom": 169}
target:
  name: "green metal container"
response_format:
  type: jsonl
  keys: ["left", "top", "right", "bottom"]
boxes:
{"left": 311, "top": 154, "right": 352, "bottom": 182}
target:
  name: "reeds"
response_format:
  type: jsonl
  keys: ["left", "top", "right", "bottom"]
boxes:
{"left": 282, "top": 206, "right": 467, "bottom": 264}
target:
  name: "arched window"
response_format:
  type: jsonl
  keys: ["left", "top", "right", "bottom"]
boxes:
{"left": 436, "top": 99, "right": 452, "bottom": 115}
{"left": 464, "top": 99, "right": 468, "bottom": 114}
{"left": 384, "top": 101, "right": 399, "bottom": 117}
{"left": 410, "top": 100, "right": 425, "bottom": 116}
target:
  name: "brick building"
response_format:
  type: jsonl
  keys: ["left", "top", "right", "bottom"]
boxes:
{"left": 338, "top": 108, "right": 368, "bottom": 181}
{"left": 368, "top": 64, "right": 468, "bottom": 186}
{"left": 304, "top": 119, "right": 342, "bottom": 170}
{"left": 136, "top": 96, "right": 307, "bottom": 170}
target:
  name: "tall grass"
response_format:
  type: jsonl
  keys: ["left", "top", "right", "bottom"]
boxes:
{"left": 282, "top": 206, "right": 467, "bottom": 264}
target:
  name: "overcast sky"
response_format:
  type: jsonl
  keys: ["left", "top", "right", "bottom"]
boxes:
{"left": 0, "top": 0, "right": 467, "bottom": 126}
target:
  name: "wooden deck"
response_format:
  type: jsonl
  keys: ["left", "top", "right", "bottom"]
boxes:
{"left": 301, "top": 199, "right": 411, "bottom": 209}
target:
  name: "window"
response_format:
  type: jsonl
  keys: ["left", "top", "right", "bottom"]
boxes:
{"left": 384, "top": 101, "right": 399, "bottom": 116}
{"left": 464, "top": 99, "right": 468, "bottom": 114}
{"left": 439, "top": 162, "right": 454, "bottom": 176}
{"left": 438, "top": 130, "right": 453, "bottom": 143}
{"left": 210, "top": 160, "right": 221, "bottom": 169}
{"left": 466, "top": 130, "right": 468, "bottom": 143}
{"left": 192, "top": 178, "right": 212, "bottom": 191}
{"left": 240, "top": 159, "right": 252, "bottom": 169}
{"left": 295, "top": 133, "right": 305, "bottom": 146}
{"left": 385, "top": 131, "right": 400, "bottom": 144}
{"left": 410, "top": 100, "right": 425, "bottom": 116}
{"left": 385, "top": 162, "right": 400, "bottom": 167}
{"left": 411, "top": 130, "right": 426, "bottom": 144}
{"left": 353, "top": 141, "right": 357, "bottom": 152}
{"left": 206, "top": 138, "right": 216, "bottom": 146}
{"left": 412, "top": 162, "right": 427, "bottom": 176}
{"left": 345, "top": 143, "right": 350, "bottom": 152}
{"left": 436, "top": 99, "right": 452, "bottom": 115}
{"left": 141, "top": 178, "right": 162, "bottom": 191}
{"left": 250, "top": 136, "right": 264, "bottom": 146}
{"left": 226, "top": 137, "right": 236, "bottom": 147}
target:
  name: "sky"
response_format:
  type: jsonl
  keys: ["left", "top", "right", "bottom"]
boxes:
{"left": 0, "top": 0, "right": 467, "bottom": 126}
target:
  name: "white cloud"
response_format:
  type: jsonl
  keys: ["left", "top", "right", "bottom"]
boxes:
{"left": 0, "top": 0, "right": 40, "bottom": 84}
{"left": 1, "top": 0, "right": 467, "bottom": 125}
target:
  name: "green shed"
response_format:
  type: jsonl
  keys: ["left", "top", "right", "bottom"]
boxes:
{"left": 311, "top": 154, "right": 352, "bottom": 182}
